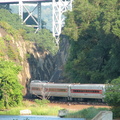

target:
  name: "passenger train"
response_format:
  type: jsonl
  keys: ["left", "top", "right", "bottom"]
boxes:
{"left": 29, "top": 80, "right": 106, "bottom": 101}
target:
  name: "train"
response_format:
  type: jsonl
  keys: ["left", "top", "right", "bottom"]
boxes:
{"left": 29, "top": 80, "right": 106, "bottom": 101}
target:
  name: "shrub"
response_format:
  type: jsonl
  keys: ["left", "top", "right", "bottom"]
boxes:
{"left": 34, "top": 99, "right": 50, "bottom": 106}
{"left": 3, "top": 34, "right": 12, "bottom": 41}
{"left": 0, "top": 59, "right": 23, "bottom": 109}
{"left": 0, "top": 37, "right": 6, "bottom": 56}
{"left": 0, "top": 21, "right": 19, "bottom": 40}
{"left": 65, "top": 107, "right": 109, "bottom": 119}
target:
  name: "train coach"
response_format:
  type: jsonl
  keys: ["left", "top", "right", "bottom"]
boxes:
{"left": 29, "top": 80, "right": 106, "bottom": 101}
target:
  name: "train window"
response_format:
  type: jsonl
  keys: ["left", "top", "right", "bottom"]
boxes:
{"left": 32, "top": 87, "right": 40, "bottom": 90}
{"left": 72, "top": 89, "right": 100, "bottom": 93}
{"left": 46, "top": 88, "right": 67, "bottom": 92}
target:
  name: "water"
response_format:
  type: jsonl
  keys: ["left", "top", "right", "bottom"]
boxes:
{"left": 0, "top": 115, "right": 85, "bottom": 120}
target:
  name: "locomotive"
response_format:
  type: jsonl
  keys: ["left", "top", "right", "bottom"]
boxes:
{"left": 29, "top": 80, "right": 106, "bottom": 101}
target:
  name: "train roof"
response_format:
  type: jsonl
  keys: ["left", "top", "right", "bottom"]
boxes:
{"left": 71, "top": 84, "right": 106, "bottom": 87}
{"left": 30, "top": 80, "right": 106, "bottom": 86}
{"left": 31, "top": 80, "right": 48, "bottom": 83}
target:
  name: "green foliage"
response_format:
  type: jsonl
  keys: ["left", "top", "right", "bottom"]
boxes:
{"left": 7, "top": 46, "right": 17, "bottom": 60}
{"left": 63, "top": 12, "right": 78, "bottom": 41}
{"left": 26, "top": 53, "right": 31, "bottom": 59}
{"left": 0, "top": 34, "right": 22, "bottom": 61}
{"left": 105, "top": 77, "right": 120, "bottom": 118}
{"left": 3, "top": 35, "right": 12, "bottom": 41}
{"left": 0, "top": 21, "right": 19, "bottom": 40}
{"left": 18, "top": 29, "right": 29, "bottom": 40}
{"left": 63, "top": 0, "right": 120, "bottom": 83}
{"left": 28, "top": 29, "right": 58, "bottom": 55}
{"left": 0, "top": 9, "right": 34, "bottom": 36}
{"left": 0, "top": 4, "right": 11, "bottom": 11}
{"left": 65, "top": 107, "right": 109, "bottom": 119}
{"left": 0, "top": 9, "right": 57, "bottom": 55}
{"left": 112, "top": 20, "right": 120, "bottom": 38}
{"left": 0, "top": 37, "right": 6, "bottom": 56}
{"left": 0, "top": 9, "right": 23, "bottom": 30}
{"left": 34, "top": 99, "right": 50, "bottom": 106}
{"left": 0, "top": 59, "right": 23, "bottom": 109}
{"left": 0, "top": 103, "right": 61, "bottom": 116}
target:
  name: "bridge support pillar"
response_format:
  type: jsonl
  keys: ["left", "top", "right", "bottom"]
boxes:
{"left": 36, "top": 2, "right": 42, "bottom": 32}
{"left": 52, "top": 0, "right": 73, "bottom": 44}
{"left": 19, "top": 1, "right": 23, "bottom": 20}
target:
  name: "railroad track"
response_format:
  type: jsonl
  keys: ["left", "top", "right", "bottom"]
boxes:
{"left": 50, "top": 100, "right": 108, "bottom": 106}
{"left": 24, "top": 97, "right": 108, "bottom": 106}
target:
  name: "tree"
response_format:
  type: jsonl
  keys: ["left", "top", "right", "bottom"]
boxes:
{"left": 0, "top": 9, "right": 35, "bottom": 34}
{"left": 0, "top": 4, "right": 11, "bottom": 12}
{"left": 105, "top": 77, "right": 120, "bottom": 118}
{"left": 27, "top": 29, "right": 58, "bottom": 55}
{"left": 63, "top": 0, "right": 120, "bottom": 83}
{"left": 0, "top": 59, "right": 23, "bottom": 109}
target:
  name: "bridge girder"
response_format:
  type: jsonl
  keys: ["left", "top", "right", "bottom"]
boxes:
{"left": 52, "top": 0, "right": 72, "bottom": 44}
{"left": 0, "top": 0, "right": 73, "bottom": 44}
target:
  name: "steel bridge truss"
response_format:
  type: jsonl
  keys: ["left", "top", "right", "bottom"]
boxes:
{"left": 19, "top": 1, "right": 42, "bottom": 33}
{"left": 52, "top": 0, "right": 72, "bottom": 44}
{"left": 0, "top": 0, "right": 73, "bottom": 44}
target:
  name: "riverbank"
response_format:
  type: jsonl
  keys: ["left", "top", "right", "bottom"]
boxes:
{"left": 0, "top": 100, "right": 61, "bottom": 116}
{"left": 0, "top": 99, "right": 110, "bottom": 116}
{"left": 48, "top": 102, "right": 110, "bottom": 111}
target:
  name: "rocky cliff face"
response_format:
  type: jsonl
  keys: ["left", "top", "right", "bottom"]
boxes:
{"left": 17, "top": 41, "right": 55, "bottom": 95}
{"left": 50, "top": 35, "right": 70, "bottom": 83}
{"left": 0, "top": 27, "right": 55, "bottom": 95}
{"left": 0, "top": 26, "right": 70, "bottom": 95}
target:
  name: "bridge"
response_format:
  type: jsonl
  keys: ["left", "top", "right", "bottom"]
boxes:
{"left": 0, "top": 0, "right": 73, "bottom": 44}
{"left": 0, "top": 0, "right": 51, "bottom": 3}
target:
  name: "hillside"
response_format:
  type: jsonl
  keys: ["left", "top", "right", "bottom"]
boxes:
{"left": 0, "top": 26, "right": 56, "bottom": 95}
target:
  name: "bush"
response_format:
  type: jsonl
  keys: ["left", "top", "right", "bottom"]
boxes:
{"left": 105, "top": 77, "right": 120, "bottom": 118}
{"left": 65, "top": 107, "right": 109, "bottom": 119}
{"left": 0, "top": 37, "right": 6, "bottom": 56}
{"left": 3, "top": 35, "right": 12, "bottom": 41}
{"left": 0, "top": 59, "right": 23, "bottom": 109}
{"left": 34, "top": 99, "right": 50, "bottom": 106}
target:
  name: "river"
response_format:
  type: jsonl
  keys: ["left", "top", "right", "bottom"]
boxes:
{"left": 0, "top": 115, "right": 85, "bottom": 120}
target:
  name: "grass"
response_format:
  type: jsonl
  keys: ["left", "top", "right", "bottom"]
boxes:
{"left": 0, "top": 99, "right": 110, "bottom": 119}
{"left": 0, "top": 100, "right": 62, "bottom": 116}
{"left": 0, "top": 106, "right": 61, "bottom": 116}
{"left": 65, "top": 107, "right": 110, "bottom": 119}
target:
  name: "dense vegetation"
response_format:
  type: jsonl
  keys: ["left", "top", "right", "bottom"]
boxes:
{"left": 0, "top": 1, "right": 120, "bottom": 118}
{"left": 0, "top": 99, "right": 61, "bottom": 115}
{"left": 63, "top": 0, "right": 120, "bottom": 84}
{"left": 105, "top": 77, "right": 120, "bottom": 118}
{"left": 0, "top": 8, "right": 58, "bottom": 55}
{"left": 63, "top": 0, "right": 120, "bottom": 117}
{"left": 65, "top": 107, "right": 109, "bottom": 119}
{"left": 0, "top": 60, "right": 23, "bottom": 109}
{"left": 0, "top": 7, "right": 57, "bottom": 110}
